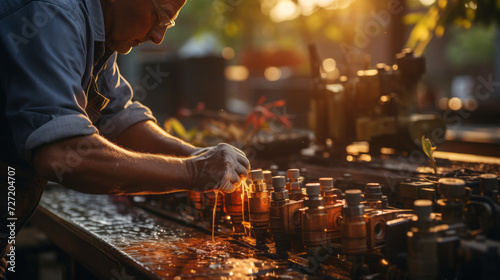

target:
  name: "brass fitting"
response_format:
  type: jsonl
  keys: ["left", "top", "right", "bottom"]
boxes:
{"left": 363, "top": 183, "right": 387, "bottom": 209}
{"left": 301, "top": 183, "right": 327, "bottom": 258}
{"left": 249, "top": 169, "right": 270, "bottom": 249}
{"left": 407, "top": 199, "right": 438, "bottom": 280}
{"left": 269, "top": 175, "right": 291, "bottom": 256}
{"left": 480, "top": 174, "right": 498, "bottom": 202}
{"left": 341, "top": 189, "right": 367, "bottom": 256}
{"left": 287, "top": 169, "right": 306, "bottom": 201}
{"left": 437, "top": 178, "right": 466, "bottom": 225}
{"left": 320, "top": 177, "right": 336, "bottom": 205}
{"left": 224, "top": 185, "right": 245, "bottom": 235}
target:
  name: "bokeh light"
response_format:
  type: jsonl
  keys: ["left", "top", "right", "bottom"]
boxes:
{"left": 264, "top": 67, "right": 282, "bottom": 81}
{"left": 322, "top": 58, "right": 336, "bottom": 72}
{"left": 221, "top": 47, "right": 235, "bottom": 60}
{"left": 225, "top": 66, "right": 249, "bottom": 81}
{"left": 419, "top": 0, "right": 436, "bottom": 6}
{"left": 448, "top": 97, "right": 462, "bottom": 111}
{"left": 270, "top": 0, "right": 300, "bottom": 22}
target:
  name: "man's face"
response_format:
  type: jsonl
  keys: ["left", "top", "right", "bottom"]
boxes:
{"left": 103, "top": 0, "right": 186, "bottom": 54}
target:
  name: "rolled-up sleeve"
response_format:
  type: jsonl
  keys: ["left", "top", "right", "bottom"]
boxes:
{"left": 95, "top": 54, "right": 156, "bottom": 140}
{"left": 0, "top": 1, "right": 97, "bottom": 163}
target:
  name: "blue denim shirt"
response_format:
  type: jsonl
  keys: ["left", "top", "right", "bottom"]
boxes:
{"left": 0, "top": 0, "right": 156, "bottom": 168}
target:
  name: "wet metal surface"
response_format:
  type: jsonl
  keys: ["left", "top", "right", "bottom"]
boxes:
{"left": 37, "top": 184, "right": 307, "bottom": 279}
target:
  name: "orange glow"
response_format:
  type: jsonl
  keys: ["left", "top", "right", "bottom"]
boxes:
{"left": 359, "top": 154, "right": 372, "bottom": 162}
{"left": 380, "top": 147, "right": 397, "bottom": 155}
{"left": 225, "top": 66, "right": 249, "bottom": 81}
{"left": 270, "top": 0, "right": 300, "bottom": 22}
{"left": 322, "top": 58, "right": 336, "bottom": 72}
{"left": 380, "top": 95, "right": 390, "bottom": 103}
{"left": 346, "top": 144, "right": 359, "bottom": 155}
{"left": 435, "top": 25, "right": 445, "bottom": 37}
{"left": 221, "top": 47, "right": 235, "bottom": 60}
{"left": 316, "top": 0, "right": 336, "bottom": 8}
{"left": 419, "top": 0, "right": 436, "bottom": 6}
{"left": 212, "top": 190, "right": 219, "bottom": 242}
{"left": 466, "top": 1, "right": 477, "bottom": 9}
{"left": 264, "top": 67, "right": 282, "bottom": 81}
{"left": 297, "top": 0, "right": 315, "bottom": 15}
{"left": 364, "top": 69, "right": 378, "bottom": 76}
{"left": 296, "top": 0, "right": 354, "bottom": 15}
{"left": 448, "top": 97, "right": 462, "bottom": 111}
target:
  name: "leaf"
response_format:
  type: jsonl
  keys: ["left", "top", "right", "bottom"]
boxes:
{"left": 245, "top": 113, "right": 259, "bottom": 129}
{"left": 267, "top": 99, "right": 286, "bottom": 108}
{"left": 164, "top": 118, "right": 187, "bottom": 140}
{"left": 403, "top": 12, "right": 425, "bottom": 25}
{"left": 257, "top": 96, "right": 266, "bottom": 105}
{"left": 421, "top": 135, "right": 437, "bottom": 174}
{"left": 421, "top": 135, "right": 432, "bottom": 158}
{"left": 258, "top": 115, "right": 267, "bottom": 127}
{"left": 186, "top": 128, "right": 199, "bottom": 142}
{"left": 279, "top": 115, "right": 292, "bottom": 129}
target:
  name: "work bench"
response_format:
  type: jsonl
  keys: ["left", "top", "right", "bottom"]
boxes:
{"left": 31, "top": 184, "right": 306, "bottom": 280}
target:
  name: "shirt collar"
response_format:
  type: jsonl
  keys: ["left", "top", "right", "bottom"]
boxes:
{"left": 86, "top": 0, "right": 105, "bottom": 42}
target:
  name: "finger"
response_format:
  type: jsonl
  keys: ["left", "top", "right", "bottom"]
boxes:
{"left": 218, "top": 176, "right": 236, "bottom": 193}
{"left": 235, "top": 153, "right": 250, "bottom": 170}
{"left": 0, "top": 258, "right": 6, "bottom": 269}
{"left": 192, "top": 147, "right": 210, "bottom": 156}
{"left": 231, "top": 146, "right": 246, "bottom": 157}
{"left": 197, "top": 180, "right": 217, "bottom": 193}
{"left": 233, "top": 162, "right": 249, "bottom": 177}
{"left": 231, "top": 166, "right": 242, "bottom": 182}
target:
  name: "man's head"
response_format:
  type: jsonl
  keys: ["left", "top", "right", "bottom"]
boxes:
{"left": 101, "top": 0, "right": 187, "bottom": 54}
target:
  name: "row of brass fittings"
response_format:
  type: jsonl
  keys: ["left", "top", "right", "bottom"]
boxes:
{"left": 180, "top": 170, "right": 499, "bottom": 279}
{"left": 247, "top": 169, "right": 415, "bottom": 262}
{"left": 210, "top": 168, "right": 421, "bottom": 260}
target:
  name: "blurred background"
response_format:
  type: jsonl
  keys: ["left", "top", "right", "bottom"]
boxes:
{"left": 117, "top": 0, "right": 500, "bottom": 155}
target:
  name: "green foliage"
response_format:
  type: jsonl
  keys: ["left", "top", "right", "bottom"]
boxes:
{"left": 421, "top": 135, "right": 437, "bottom": 174}
{"left": 406, "top": 0, "right": 500, "bottom": 56}
{"left": 445, "top": 24, "right": 496, "bottom": 70}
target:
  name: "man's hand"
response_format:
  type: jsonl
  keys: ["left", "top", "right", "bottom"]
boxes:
{"left": 185, "top": 143, "right": 250, "bottom": 193}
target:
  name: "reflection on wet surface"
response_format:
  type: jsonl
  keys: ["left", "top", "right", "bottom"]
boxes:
{"left": 40, "top": 185, "right": 307, "bottom": 279}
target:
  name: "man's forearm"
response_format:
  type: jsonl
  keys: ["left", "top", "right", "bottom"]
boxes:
{"left": 33, "top": 134, "right": 191, "bottom": 195}
{"left": 112, "top": 120, "right": 197, "bottom": 156}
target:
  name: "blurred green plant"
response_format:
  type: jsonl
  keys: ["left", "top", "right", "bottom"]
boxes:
{"left": 421, "top": 135, "right": 437, "bottom": 174}
{"left": 405, "top": 0, "right": 500, "bottom": 56}
{"left": 445, "top": 24, "right": 496, "bottom": 71}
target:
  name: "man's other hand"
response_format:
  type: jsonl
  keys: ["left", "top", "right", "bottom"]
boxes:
{"left": 186, "top": 143, "right": 250, "bottom": 193}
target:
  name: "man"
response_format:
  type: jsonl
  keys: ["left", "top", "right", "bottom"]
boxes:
{"left": 0, "top": 0, "right": 250, "bottom": 277}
